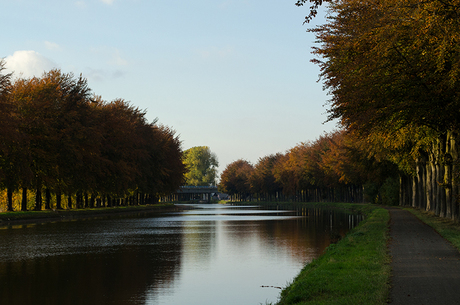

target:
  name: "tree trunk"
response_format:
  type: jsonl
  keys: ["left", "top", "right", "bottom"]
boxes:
{"left": 412, "top": 175, "right": 418, "bottom": 208}
{"left": 7, "top": 187, "right": 13, "bottom": 212}
{"left": 35, "top": 188, "right": 42, "bottom": 211}
{"left": 426, "top": 154, "right": 434, "bottom": 212}
{"left": 21, "top": 188, "right": 28, "bottom": 211}
{"left": 450, "top": 132, "right": 459, "bottom": 220}
{"left": 90, "top": 194, "right": 95, "bottom": 208}
{"left": 431, "top": 154, "right": 437, "bottom": 214}
{"left": 56, "top": 190, "right": 62, "bottom": 210}
{"left": 45, "top": 188, "right": 51, "bottom": 210}
{"left": 416, "top": 157, "right": 426, "bottom": 210}
{"left": 76, "top": 192, "right": 83, "bottom": 209}
{"left": 435, "top": 138, "right": 442, "bottom": 216}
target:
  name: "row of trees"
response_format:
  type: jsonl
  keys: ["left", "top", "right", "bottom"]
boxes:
{"left": 220, "top": 130, "right": 399, "bottom": 205}
{"left": 307, "top": 0, "right": 460, "bottom": 219}
{"left": 0, "top": 60, "right": 186, "bottom": 211}
{"left": 221, "top": 0, "right": 460, "bottom": 220}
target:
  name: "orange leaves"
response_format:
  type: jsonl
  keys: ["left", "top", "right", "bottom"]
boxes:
{"left": 219, "top": 130, "right": 394, "bottom": 197}
{"left": 310, "top": 0, "right": 460, "bottom": 133}
{"left": 1, "top": 68, "right": 185, "bottom": 202}
{"left": 220, "top": 159, "right": 254, "bottom": 196}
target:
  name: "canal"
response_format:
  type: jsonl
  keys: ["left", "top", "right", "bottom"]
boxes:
{"left": 0, "top": 203, "right": 362, "bottom": 304}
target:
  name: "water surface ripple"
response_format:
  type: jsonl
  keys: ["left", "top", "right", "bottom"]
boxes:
{"left": 0, "top": 203, "right": 362, "bottom": 305}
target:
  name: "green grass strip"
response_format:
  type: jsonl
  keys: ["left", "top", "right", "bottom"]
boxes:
{"left": 406, "top": 208, "right": 460, "bottom": 251}
{"left": 0, "top": 203, "right": 175, "bottom": 225}
{"left": 276, "top": 207, "right": 390, "bottom": 305}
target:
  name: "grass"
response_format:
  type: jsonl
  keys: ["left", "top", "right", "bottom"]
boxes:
{"left": 406, "top": 208, "right": 460, "bottom": 251}
{"left": 229, "top": 201, "right": 377, "bottom": 216}
{"left": 0, "top": 203, "right": 176, "bottom": 226}
{"left": 274, "top": 204, "right": 390, "bottom": 305}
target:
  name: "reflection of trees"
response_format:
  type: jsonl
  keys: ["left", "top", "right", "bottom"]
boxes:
{"left": 0, "top": 206, "right": 362, "bottom": 304}
{"left": 181, "top": 221, "right": 217, "bottom": 264}
{"left": 221, "top": 206, "right": 362, "bottom": 263}
{"left": 0, "top": 228, "right": 183, "bottom": 305}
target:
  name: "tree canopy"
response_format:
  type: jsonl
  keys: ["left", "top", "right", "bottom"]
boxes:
{"left": 183, "top": 146, "right": 218, "bottom": 186}
{"left": 0, "top": 67, "right": 186, "bottom": 211}
{"left": 310, "top": 0, "right": 460, "bottom": 135}
{"left": 304, "top": 0, "right": 460, "bottom": 216}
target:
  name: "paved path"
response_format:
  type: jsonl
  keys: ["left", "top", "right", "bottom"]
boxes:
{"left": 388, "top": 208, "right": 460, "bottom": 304}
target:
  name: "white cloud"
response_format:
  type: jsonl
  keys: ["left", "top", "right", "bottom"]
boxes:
{"left": 111, "top": 49, "right": 128, "bottom": 66}
{"left": 44, "top": 41, "right": 61, "bottom": 51}
{"left": 90, "top": 47, "right": 129, "bottom": 66}
{"left": 75, "top": 1, "right": 86, "bottom": 8}
{"left": 100, "top": 0, "right": 115, "bottom": 4}
{"left": 85, "top": 67, "right": 126, "bottom": 83}
{"left": 4, "top": 50, "right": 58, "bottom": 78}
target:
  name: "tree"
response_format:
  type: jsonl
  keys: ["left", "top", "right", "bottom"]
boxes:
{"left": 10, "top": 70, "right": 95, "bottom": 210}
{"left": 295, "top": 0, "right": 331, "bottom": 23}
{"left": 3, "top": 69, "right": 187, "bottom": 211}
{"left": 219, "top": 159, "right": 254, "bottom": 199}
{"left": 0, "top": 59, "right": 20, "bottom": 211}
{"left": 183, "top": 146, "right": 218, "bottom": 186}
{"left": 250, "top": 154, "right": 283, "bottom": 200}
{"left": 311, "top": 0, "right": 460, "bottom": 135}
{"left": 309, "top": 0, "right": 460, "bottom": 215}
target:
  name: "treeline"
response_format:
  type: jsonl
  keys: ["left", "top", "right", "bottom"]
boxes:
{"left": 0, "top": 60, "right": 186, "bottom": 211}
{"left": 307, "top": 0, "right": 460, "bottom": 220}
{"left": 220, "top": 130, "right": 398, "bottom": 204}
{"left": 222, "top": 0, "right": 460, "bottom": 220}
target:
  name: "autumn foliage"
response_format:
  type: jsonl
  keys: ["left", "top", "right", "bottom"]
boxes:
{"left": 0, "top": 60, "right": 186, "bottom": 211}
{"left": 221, "top": 0, "right": 460, "bottom": 216}
{"left": 220, "top": 130, "right": 395, "bottom": 203}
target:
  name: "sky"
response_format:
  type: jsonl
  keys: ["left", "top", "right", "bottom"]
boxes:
{"left": 2, "top": 0, "right": 336, "bottom": 177}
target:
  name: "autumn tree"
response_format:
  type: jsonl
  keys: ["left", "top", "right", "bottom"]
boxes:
{"left": 9, "top": 70, "right": 95, "bottom": 210}
{"left": 250, "top": 154, "right": 283, "bottom": 201}
{"left": 219, "top": 159, "right": 254, "bottom": 200}
{"left": 183, "top": 146, "right": 218, "bottom": 186}
{"left": 138, "top": 124, "right": 186, "bottom": 201}
{"left": 311, "top": 0, "right": 460, "bottom": 135}
{"left": 0, "top": 59, "right": 21, "bottom": 211}
{"left": 2, "top": 69, "right": 186, "bottom": 211}
{"left": 309, "top": 0, "right": 460, "bottom": 215}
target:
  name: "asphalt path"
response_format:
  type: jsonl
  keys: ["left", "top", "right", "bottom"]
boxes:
{"left": 388, "top": 207, "right": 460, "bottom": 304}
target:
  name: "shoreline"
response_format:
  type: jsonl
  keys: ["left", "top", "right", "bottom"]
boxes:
{"left": 275, "top": 204, "right": 390, "bottom": 304}
{"left": 0, "top": 203, "right": 183, "bottom": 228}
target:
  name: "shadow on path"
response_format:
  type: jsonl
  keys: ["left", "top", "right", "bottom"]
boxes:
{"left": 388, "top": 207, "right": 460, "bottom": 304}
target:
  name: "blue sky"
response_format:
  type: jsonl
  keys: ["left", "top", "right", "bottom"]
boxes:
{"left": 2, "top": 0, "right": 336, "bottom": 176}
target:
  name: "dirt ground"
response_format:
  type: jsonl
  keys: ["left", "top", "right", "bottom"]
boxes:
{"left": 388, "top": 207, "right": 460, "bottom": 304}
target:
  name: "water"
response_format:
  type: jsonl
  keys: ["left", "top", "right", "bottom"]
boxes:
{"left": 0, "top": 204, "right": 362, "bottom": 305}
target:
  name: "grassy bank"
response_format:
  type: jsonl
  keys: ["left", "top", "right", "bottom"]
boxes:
{"left": 0, "top": 203, "right": 177, "bottom": 227}
{"left": 272, "top": 203, "right": 390, "bottom": 305}
{"left": 228, "top": 201, "right": 376, "bottom": 216}
{"left": 407, "top": 208, "right": 460, "bottom": 251}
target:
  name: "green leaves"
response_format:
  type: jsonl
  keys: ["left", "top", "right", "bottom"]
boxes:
{"left": 183, "top": 146, "right": 218, "bottom": 186}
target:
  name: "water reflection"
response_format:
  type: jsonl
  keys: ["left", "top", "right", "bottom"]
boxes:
{"left": 0, "top": 204, "right": 362, "bottom": 305}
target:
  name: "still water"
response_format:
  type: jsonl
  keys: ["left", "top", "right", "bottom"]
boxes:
{"left": 0, "top": 204, "right": 362, "bottom": 305}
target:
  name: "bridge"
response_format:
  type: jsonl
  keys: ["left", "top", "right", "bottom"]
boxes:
{"left": 162, "top": 185, "right": 218, "bottom": 203}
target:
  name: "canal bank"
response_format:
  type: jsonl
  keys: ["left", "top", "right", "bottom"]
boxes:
{"left": 265, "top": 203, "right": 390, "bottom": 305}
{"left": 0, "top": 203, "right": 181, "bottom": 228}
{"left": 272, "top": 203, "right": 460, "bottom": 305}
